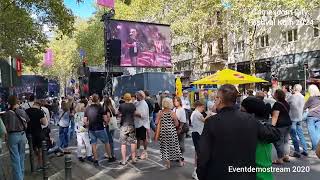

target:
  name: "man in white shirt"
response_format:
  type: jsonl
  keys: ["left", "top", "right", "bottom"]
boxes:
{"left": 134, "top": 91, "right": 150, "bottom": 159}
{"left": 181, "top": 90, "right": 192, "bottom": 126}
{"left": 191, "top": 101, "right": 207, "bottom": 180}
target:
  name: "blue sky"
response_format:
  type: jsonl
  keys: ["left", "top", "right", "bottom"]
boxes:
{"left": 64, "top": 0, "right": 96, "bottom": 18}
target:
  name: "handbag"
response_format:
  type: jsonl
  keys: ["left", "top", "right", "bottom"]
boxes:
{"left": 108, "top": 107, "right": 118, "bottom": 131}
{"left": 180, "top": 122, "right": 190, "bottom": 134}
{"left": 174, "top": 108, "right": 189, "bottom": 134}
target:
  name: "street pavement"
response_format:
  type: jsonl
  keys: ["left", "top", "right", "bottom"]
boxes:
{"left": 1, "top": 124, "right": 320, "bottom": 180}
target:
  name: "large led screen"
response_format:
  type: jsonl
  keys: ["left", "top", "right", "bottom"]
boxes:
{"left": 108, "top": 20, "right": 172, "bottom": 67}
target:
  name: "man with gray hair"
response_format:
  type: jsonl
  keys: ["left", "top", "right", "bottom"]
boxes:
{"left": 134, "top": 90, "right": 150, "bottom": 159}
{"left": 288, "top": 84, "right": 308, "bottom": 157}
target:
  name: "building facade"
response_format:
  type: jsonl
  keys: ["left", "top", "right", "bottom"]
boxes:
{"left": 227, "top": 9, "right": 320, "bottom": 88}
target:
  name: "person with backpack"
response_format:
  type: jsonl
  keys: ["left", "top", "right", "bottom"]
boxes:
{"left": 25, "top": 100, "right": 48, "bottom": 170}
{"left": 3, "top": 96, "right": 30, "bottom": 180}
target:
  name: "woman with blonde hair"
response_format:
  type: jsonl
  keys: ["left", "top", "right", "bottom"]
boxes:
{"left": 75, "top": 102, "right": 93, "bottom": 162}
{"left": 118, "top": 93, "right": 137, "bottom": 165}
{"left": 156, "top": 97, "right": 183, "bottom": 169}
{"left": 304, "top": 84, "right": 320, "bottom": 150}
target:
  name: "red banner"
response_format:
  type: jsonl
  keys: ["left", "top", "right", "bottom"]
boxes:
{"left": 16, "top": 57, "right": 22, "bottom": 76}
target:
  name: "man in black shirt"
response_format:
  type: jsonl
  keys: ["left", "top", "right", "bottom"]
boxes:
{"left": 197, "top": 84, "right": 280, "bottom": 180}
{"left": 84, "top": 94, "right": 114, "bottom": 166}
{"left": 25, "top": 100, "right": 48, "bottom": 170}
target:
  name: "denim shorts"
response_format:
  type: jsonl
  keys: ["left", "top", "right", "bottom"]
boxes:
{"left": 89, "top": 130, "right": 109, "bottom": 144}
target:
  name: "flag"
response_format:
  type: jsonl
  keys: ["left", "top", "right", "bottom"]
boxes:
{"left": 16, "top": 57, "right": 22, "bottom": 76}
{"left": 44, "top": 49, "right": 53, "bottom": 67}
{"left": 97, "top": 0, "right": 114, "bottom": 8}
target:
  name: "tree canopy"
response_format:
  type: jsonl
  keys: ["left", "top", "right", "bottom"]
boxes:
{"left": 0, "top": 0, "right": 74, "bottom": 67}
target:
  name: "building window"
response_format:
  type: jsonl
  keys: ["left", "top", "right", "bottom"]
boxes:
{"left": 255, "top": 35, "right": 269, "bottom": 48}
{"left": 314, "top": 24, "right": 319, "bottom": 37}
{"left": 235, "top": 41, "right": 244, "bottom": 53}
{"left": 218, "top": 38, "right": 223, "bottom": 54}
{"left": 208, "top": 43, "right": 213, "bottom": 56}
{"left": 283, "top": 29, "right": 298, "bottom": 43}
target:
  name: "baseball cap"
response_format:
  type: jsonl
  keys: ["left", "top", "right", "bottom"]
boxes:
{"left": 164, "top": 90, "right": 170, "bottom": 94}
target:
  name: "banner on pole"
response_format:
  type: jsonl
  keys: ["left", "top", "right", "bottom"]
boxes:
{"left": 44, "top": 49, "right": 53, "bottom": 67}
{"left": 97, "top": 0, "right": 114, "bottom": 8}
{"left": 16, "top": 57, "right": 22, "bottom": 76}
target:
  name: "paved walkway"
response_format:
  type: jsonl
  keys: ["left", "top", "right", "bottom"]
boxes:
{"left": 1, "top": 124, "right": 320, "bottom": 180}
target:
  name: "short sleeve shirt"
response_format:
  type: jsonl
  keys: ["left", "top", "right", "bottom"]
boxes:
{"left": 272, "top": 101, "right": 292, "bottom": 127}
{"left": 25, "top": 108, "right": 45, "bottom": 136}
{"left": 174, "top": 107, "right": 187, "bottom": 123}
{"left": 118, "top": 103, "right": 136, "bottom": 126}
{"left": 84, "top": 104, "right": 105, "bottom": 131}
{"left": 191, "top": 110, "right": 204, "bottom": 134}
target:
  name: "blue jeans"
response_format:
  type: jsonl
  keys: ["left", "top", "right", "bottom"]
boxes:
{"left": 89, "top": 129, "right": 109, "bottom": 144}
{"left": 69, "top": 117, "right": 75, "bottom": 139}
{"left": 150, "top": 114, "right": 156, "bottom": 132}
{"left": 306, "top": 116, "right": 320, "bottom": 150}
{"left": 8, "top": 132, "right": 27, "bottom": 180}
{"left": 106, "top": 127, "right": 115, "bottom": 157}
{"left": 290, "top": 121, "right": 308, "bottom": 153}
{"left": 59, "top": 126, "right": 69, "bottom": 148}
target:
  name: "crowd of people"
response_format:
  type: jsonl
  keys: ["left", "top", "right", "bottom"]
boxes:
{"left": 0, "top": 84, "right": 320, "bottom": 180}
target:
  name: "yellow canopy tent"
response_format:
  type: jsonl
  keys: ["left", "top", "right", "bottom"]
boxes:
{"left": 192, "top": 68, "right": 268, "bottom": 85}
{"left": 176, "top": 77, "right": 183, "bottom": 97}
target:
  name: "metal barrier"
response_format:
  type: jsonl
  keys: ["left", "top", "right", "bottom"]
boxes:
{"left": 27, "top": 134, "right": 35, "bottom": 172}
{"left": 42, "top": 140, "right": 49, "bottom": 180}
{"left": 65, "top": 154, "right": 72, "bottom": 180}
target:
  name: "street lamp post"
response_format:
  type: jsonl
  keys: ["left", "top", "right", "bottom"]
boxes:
{"left": 304, "top": 62, "right": 308, "bottom": 92}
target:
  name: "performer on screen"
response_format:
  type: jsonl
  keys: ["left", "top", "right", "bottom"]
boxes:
{"left": 125, "top": 28, "right": 141, "bottom": 66}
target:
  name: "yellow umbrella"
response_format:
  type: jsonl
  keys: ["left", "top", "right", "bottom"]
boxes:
{"left": 192, "top": 68, "right": 268, "bottom": 85}
{"left": 176, "top": 77, "right": 183, "bottom": 97}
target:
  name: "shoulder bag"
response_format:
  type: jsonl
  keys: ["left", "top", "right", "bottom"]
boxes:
{"left": 58, "top": 111, "right": 67, "bottom": 127}
{"left": 174, "top": 108, "right": 189, "bottom": 134}
{"left": 108, "top": 107, "right": 118, "bottom": 131}
{"left": 11, "top": 110, "right": 28, "bottom": 131}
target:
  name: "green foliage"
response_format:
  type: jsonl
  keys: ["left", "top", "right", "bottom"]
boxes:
{"left": 0, "top": 0, "right": 74, "bottom": 67}
{"left": 40, "top": 19, "right": 87, "bottom": 84}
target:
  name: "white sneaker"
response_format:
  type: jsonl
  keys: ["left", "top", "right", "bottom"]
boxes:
{"left": 140, "top": 151, "right": 148, "bottom": 159}
{"left": 192, "top": 169, "right": 199, "bottom": 180}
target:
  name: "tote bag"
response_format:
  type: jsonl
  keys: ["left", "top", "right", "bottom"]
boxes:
{"left": 108, "top": 107, "right": 118, "bottom": 131}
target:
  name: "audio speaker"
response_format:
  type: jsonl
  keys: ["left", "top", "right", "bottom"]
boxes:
{"left": 106, "top": 39, "right": 121, "bottom": 66}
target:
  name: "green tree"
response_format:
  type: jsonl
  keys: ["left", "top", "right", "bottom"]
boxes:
{"left": 40, "top": 19, "right": 87, "bottom": 93}
{"left": 0, "top": 0, "right": 74, "bottom": 67}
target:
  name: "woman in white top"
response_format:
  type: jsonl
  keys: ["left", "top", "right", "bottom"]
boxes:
{"left": 173, "top": 96, "right": 187, "bottom": 165}
{"left": 74, "top": 102, "right": 92, "bottom": 162}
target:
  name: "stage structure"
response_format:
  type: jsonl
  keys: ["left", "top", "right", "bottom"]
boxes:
{"left": 101, "top": 9, "right": 116, "bottom": 96}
